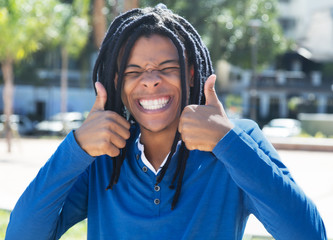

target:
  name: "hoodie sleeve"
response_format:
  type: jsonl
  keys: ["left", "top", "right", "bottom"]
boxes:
{"left": 212, "top": 119, "right": 327, "bottom": 240}
{"left": 5, "top": 131, "right": 95, "bottom": 240}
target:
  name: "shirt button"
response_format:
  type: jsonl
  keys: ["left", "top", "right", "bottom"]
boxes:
{"left": 154, "top": 185, "right": 160, "bottom": 192}
{"left": 154, "top": 199, "right": 160, "bottom": 205}
{"left": 136, "top": 154, "right": 140, "bottom": 160}
{"left": 142, "top": 166, "right": 148, "bottom": 172}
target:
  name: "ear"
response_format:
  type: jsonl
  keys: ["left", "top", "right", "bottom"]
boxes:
{"left": 114, "top": 73, "right": 118, "bottom": 89}
{"left": 189, "top": 65, "right": 194, "bottom": 87}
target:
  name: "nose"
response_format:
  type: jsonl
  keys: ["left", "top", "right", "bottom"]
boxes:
{"left": 141, "top": 70, "right": 161, "bottom": 88}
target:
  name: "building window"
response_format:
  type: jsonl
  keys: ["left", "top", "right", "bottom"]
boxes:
{"left": 279, "top": 17, "right": 296, "bottom": 32}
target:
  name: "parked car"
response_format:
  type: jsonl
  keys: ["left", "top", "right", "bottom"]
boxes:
{"left": 0, "top": 114, "right": 34, "bottom": 136}
{"left": 262, "top": 118, "right": 302, "bottom": 138}
{"left": 34, "top": 112, "right": 85, "bottom": 136}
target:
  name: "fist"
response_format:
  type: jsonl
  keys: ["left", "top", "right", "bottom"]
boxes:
{"left": 74, "top": 82, "right": 130, "bottom": 157}
{"left": 178, "top": 75, "right": 234, "bottom": 151}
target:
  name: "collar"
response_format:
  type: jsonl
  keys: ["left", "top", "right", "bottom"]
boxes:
{"left": 137, "top": 134, "right": 169, "bottom": 175}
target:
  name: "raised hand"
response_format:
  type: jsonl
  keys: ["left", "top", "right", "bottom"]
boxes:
{"left": 178, "top": 74, "right": 234, "bottom": 151}
{"left": 74, "top": 82, "right": 131, "bottom": 157}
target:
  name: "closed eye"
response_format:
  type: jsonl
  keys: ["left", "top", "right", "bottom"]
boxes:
{"left": 160, "top": 67, "right": 180, "bottom": 74}
{"left": 124, "top": 71, "right": 143, "bottom": 77}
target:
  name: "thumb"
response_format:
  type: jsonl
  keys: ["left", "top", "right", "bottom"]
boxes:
{"left": 204, "top": 74, "right": 219, "bottom": 106}
{"left": 92, "top": 82, "right": 107, "bottom": 111}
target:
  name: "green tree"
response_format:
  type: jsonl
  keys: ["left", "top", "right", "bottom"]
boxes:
{"left": 141, "top": 0, "right": 288, "bottom": 69}
{"left": 0, "top": 0, "right": 58, "bottom": 152}
{"left": 51, "top": 0, "right": 91, "bottom": 113}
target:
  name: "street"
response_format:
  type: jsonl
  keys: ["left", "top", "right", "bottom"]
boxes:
{"left": 0, "top": 137, "right": 332, "bottom": 238}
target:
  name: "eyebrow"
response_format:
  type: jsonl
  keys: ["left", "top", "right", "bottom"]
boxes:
{"left": 159, "top": 59, "right": 180, "bottom": 66}
{"left": 125, "top": 59, "right": 180, "bottom": 69}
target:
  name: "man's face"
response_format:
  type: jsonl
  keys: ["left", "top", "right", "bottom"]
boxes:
{"left": 121, "top": 34, "right": 191, "bottom": 134}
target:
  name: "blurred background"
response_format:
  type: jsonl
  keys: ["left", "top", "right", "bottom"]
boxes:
{"left": 1, "top": 0, "right": 333, "bottom": 143}
{"left": 0, "top": 0, "right": 333, "bottom": 239}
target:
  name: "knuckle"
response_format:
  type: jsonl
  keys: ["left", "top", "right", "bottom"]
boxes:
{"left": 101, "top": 128, "right": 111, "bottom": 138}
{"left": 100, "top": 140, "right": 110, "bottom": 150}
{"left": 105, "top": 120, "right": 119, "bottom": 133}
{"left": 103, "top": 112, "right": 116, "bottom": 122}
{"left": 106, "top": 121, "right": 116, "bottom": 131}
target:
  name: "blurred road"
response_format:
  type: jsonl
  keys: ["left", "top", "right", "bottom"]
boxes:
{"left": 0, "top": 137, "right": 332, "bottom": 238}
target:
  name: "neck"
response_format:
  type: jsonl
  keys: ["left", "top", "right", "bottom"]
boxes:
{"left": 140, "top": 124, "right": 178, "bottom": 171}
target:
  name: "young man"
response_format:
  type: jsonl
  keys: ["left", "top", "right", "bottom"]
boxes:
{"left": 6, "top": 5, "right": 326, "bottom": 240}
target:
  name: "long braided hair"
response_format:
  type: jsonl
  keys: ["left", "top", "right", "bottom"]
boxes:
{"left": 92, "top": 4, "right": 214, "bottom": 210}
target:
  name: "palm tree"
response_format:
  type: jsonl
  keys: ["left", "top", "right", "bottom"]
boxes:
{"left": 0, "top": 0, "right": 58, "bottom": 152}
{"left": 52, "top": 0, "right": 91, "bottom": 113}
{"left": 124, "top": 0, "right": 139, "bottom": 11}
{"left": 93, "top": 0, "right": 107, "bottom": 49}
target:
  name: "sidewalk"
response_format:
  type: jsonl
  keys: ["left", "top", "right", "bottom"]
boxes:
{"left": 269, "top": 136, "right": 333, "bottom": 152}
{"left": 1, "top": 136, "right": 332, "bottom": 238}
{"left": 0, "top": 137, "right": 62, "bottom": 211}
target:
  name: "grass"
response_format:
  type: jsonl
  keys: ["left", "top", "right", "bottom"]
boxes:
{"left": 0, "top": 209, "right": 10, "bottom": 240}
{"left": 298, "top": 130, "right": 333, "bottom": 139}
{"left": 58, "top": 221, "right": 87, "bottom": 240}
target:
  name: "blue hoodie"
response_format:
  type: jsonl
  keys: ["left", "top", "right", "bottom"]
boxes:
{"left": 6, "top": 119, "right": 327, "bottom": 240}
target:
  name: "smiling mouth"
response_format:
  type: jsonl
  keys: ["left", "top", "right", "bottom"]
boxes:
{"left": 139, "top": 97, "right": 171, "bottom": 110}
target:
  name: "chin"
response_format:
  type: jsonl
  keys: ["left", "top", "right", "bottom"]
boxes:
{"left": 140, "top": 122, "right": 172, "bottom": 133}
{"left": 138, "top": 117, "right": 179, "bottom": 134}
{"left": 129, "top": 102, "right": 181, "bottom": 134}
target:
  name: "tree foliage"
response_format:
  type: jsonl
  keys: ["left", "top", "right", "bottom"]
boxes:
{"left": 0, "top": 0, "right": 59, "bottom": 152}
{"left": 50, "top": 0, "right": 91, "bottom": 113}
{"left": 0, "top": 0, "right": 59, "bottom": 62}
{"left": 0, "top": 0, "right": 91, "bottom": 150}
{"left": 47, "top": 0, "right": 91, "bottom": 57}
{"left": 141, "top": 0, "right": 288, "bottom": 69}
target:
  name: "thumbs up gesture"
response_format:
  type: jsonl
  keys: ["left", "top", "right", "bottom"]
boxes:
{"left": 74, "top": 82, "right": 131, "bottom": 157}
{"left": 178, "top": 75, "right": 234, "bottom": 151}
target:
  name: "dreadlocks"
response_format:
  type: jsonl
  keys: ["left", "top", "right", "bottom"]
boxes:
{"left": 92, "top": 4, "right": 214, "bottom": 210}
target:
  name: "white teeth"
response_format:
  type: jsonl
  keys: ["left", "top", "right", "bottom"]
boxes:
{"left": 139, "top": 97, "right": 169, "bottom": 110}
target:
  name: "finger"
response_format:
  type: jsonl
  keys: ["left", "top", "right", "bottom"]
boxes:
{"left": 92, "top": 82, "right": 108, "bottom": 111}
{"left": 106, "top": 112, "right": 131, "bottom": 131}
{"left": 101, "top": 141, "right": 121, "bottom": 157}
{"left": 204, "top": 74, "right": 219, "bottom": 106}
{"left": 178, "top": 106, "right": 192, "bottom": 134}
{"left": 106, "top": 117, "right": 131, "bottom": 140}
{"left": 178, "top": 111, "right": 184, "bottom": 134}
{"left": 105, "top": 130, "right": 128, "bottom": 149}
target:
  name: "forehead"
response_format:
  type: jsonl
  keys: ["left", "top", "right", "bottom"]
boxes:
{"left": 126, "top": 34, "right": 179, "bottom": 65}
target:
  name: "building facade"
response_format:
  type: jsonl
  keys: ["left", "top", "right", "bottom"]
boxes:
{"left": 218, "top": 65, "right": 333, "bottom": 123}
{"left": 218, "top": 0, "right": 333, "bottom": 123}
